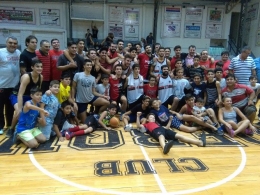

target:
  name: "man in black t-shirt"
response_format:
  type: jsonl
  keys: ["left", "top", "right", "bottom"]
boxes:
{"left": 57, "top": 41, "right": 84, "bottom": 81}
{"left": 91, "top": 21, "right": 99, "bottom": 44}
{"left": 122, "top": 96, "right": 151, "bottom": 131}
{"left": 19, "top": 35, "right": 38, "bottom": 74}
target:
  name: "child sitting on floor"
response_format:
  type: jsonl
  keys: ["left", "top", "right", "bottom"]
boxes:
{"left": 136, "top": 112, "right": 206, "bottom": 154}
{"left": 192, "top": 98, "right": 214, "bottom": 126}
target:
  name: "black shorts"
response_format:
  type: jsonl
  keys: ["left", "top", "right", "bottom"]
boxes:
{"left": 128, "top": 95, "right": 143, "bottom": 110}
{"left": 150, "top": 127, "right": 177, "bottom": 141}
{"left": 85, "top": 115, "right": 99, "bottom": 131}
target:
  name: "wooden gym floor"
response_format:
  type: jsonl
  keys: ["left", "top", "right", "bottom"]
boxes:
{"left": 1, "top": 119, "right": 260, "bottom": 195}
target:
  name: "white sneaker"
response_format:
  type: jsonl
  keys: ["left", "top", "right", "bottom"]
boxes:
{"left": 139, "top": 126, "right": 147, "bottom": 133}
{"left": 124, "top": 124, "right": 133, "bottom": 132}
{"left": 0, "top": 129, "right": 4, "bottom": 135}
{"left": 258, "top": 117, "right": 260, "bottom": 121}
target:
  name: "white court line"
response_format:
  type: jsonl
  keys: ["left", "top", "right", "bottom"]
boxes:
{"left": 139, "top": 145, "right": 167, "bottom": 193}
{"left": 29, "top": 146, "right": 246, "bottom": 195}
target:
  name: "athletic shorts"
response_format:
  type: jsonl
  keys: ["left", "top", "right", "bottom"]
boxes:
{"left": 162, "top": 95, "right": 174, "bottom": 108}
{"left": 150, "top": 127, "right": 177, "bottom": 141}
{"left": 128, "top": 113, "right": 145, "bottom": 123}
{"left": 85, "top": 115, "right": 99, "bottom": 131}
{"left": 243, "top": 105, "right": 257, "bottom": 118}
{"left": 170, "top": 116, "right": 182, "bottom": 130}
{"left": 9, "top": 94, "right": 31, "bottom": 107}
{"left": 77, "top": 96, "right": 98, "bottom": 114}
{"left": 18, "top": 127, "right": 42, "bottom": 141}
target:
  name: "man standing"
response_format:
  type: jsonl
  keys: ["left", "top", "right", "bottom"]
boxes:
{"left": 49, "top": 38, "right": 63, "bottom": 80}
{"left": 229, "top": 46, "right": 256, "bottom": 85}
{"left": 57, "top": 41, "right": 84, "bottom": 81}
{"left": 85, "top": 29, "right": 94, "bottom": 49}
{"left": 91, "top": 21, "right": 99, "bottom": 44}
{"left": 0, "top": 36, "right": 20, "bottom": 135}
{"left": 20, "top": 35, "right": 38, "bottom": 74}
{"left": 138, "top": 45, "right": 153, "bottom": 79}
{"left": 36, "top": 40, "right": 51, "bottom": 92}
{"left": 217, "top": 51, "right": 230, "bottom": 77}
{"left": 146, "top": 32, "right": 153, "bottom": 47}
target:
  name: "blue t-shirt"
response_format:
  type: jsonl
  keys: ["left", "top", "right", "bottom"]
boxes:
{"left": 150, "top": 105, "right": 171, "bottom": 126}
{"left": 41, "top": 94, "right": 59, "bottom": 124}
{"left": 17, "top": 101, "right": 39, "bottom": 133}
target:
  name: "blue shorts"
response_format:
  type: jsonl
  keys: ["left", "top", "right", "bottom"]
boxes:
{"left": 77, "top": 96, "right": 98, "bottom": 114}
{"left": 170, "top": 116, "right": 182, "bottom": 130}
{"left": 9, "top": 94, "right": 31, "bottom": 107}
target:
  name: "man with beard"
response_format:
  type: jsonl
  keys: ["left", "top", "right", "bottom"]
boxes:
{"left": 98, "top": 47, "right": 119, "bottom": 75}
{"left": 57, "top": 41, "right": 84, "bottom": 81}
{"left": 0, "top": 36, "right": 21, "bottom": 136}
{"left": 113, "top": 54, "right": 132, "bottom": 77}
{"left": 116, "top": 39, "right": 126, "bottom": 56}
{"left": 158, "top": 65, "right": 179, "bottom": 110}
{"left": 199, "top": 50, "right": 215, "bottom": 78}
{"left": 150, "top": 47, "right": 171, "bottom": 77}
{"left": 36, "top": 40, "right": 51, "bottom": 92}
{"left": 107, "top": 42, "right": 124, "bottom": 60}
{"left": 20, "top": 35, "right": 38, "bottom": 74}
{"left": 185, "top": 45, "right": 197, "bottom": 68}
{"left": 138, "top": 45, "right": 153, "bottom": 79}
{"left": 49, "top": 39, "right": 63, "bottom": 80}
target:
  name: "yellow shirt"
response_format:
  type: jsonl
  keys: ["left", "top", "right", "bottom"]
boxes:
{"left": 56, "top": 83, "right": 70, "bottom": 103}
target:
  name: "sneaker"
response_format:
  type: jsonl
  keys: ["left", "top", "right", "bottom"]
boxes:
{"left": 217, "top": 127, "right": 224, "bottom": 136}
{"left": 65, "top": 131, "right": 73, "bottom": 140}
{"left": 163, "top": 140, "right": 174, "bottom": 154}
{"left": 258, "top": 117, "right": 260, "bottom": 121}
{"left": 12, "top": 130, "right": 21, "bottom": 145}
{"left": 5, "top": 128, "right": 14, "bottom": 138}
{"left": 124, "top": 124, "right": 133, "bottom": 132}
{"left": 138, "top": 126, "right": 147, "bottom": 133}
{"left": 0, "top": 129, "right": 3, "bottom": 135}
{"left": 200, "top": 131, "right": 206, "bottom": 147}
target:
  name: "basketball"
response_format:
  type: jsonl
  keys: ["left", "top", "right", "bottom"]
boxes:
{"left": 109, "top": 117, "right": 120, "bottom": 128}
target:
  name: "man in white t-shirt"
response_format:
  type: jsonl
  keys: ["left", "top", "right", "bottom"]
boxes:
{"left": 0, "top": 36, "right": 21, "bottom": 136}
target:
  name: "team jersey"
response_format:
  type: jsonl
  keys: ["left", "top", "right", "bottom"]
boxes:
{"left": 158, "top": 76, "right": 173, "bottom": 104}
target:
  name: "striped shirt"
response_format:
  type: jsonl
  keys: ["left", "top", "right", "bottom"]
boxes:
{"left": 229, "top": 55, "right": 256, "bottom": 85}
{"left": 36, "top": 50, "right": 51, "bottom": 81}
{"left": 221, "top": 84, "right": 253, "bottom": 109}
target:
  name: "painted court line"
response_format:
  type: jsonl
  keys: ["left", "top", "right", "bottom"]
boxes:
{"left": 29, "top": 146, "right": 246, "bottom": 195}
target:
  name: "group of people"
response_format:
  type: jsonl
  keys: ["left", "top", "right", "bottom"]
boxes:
{"left": 0, "top": 33, "right": 259, "bottom": 154}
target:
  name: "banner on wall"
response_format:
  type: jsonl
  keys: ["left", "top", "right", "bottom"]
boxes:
{"left": 109, "top": 6, "right": 124, "bottom": 22}
{"left": 162, "top": 21, "right": 181, "bottom": 37}
{"left": 40, "top": 9, "right": 60, "bottom": 26}
{"left": 109, "top": 23, "right": 123, "bottom": 40}
{"left": 185, "top": 7, "right": 203, "bottom": 22}
{"left": 248, "top": 3, "right": 259, "bottom": 20}
{"left": 124, "top": 8, "right": 139, "bottom": 24}
{"left": 164, "top": 7, "right": 181, "bottom": 20}
{"left": 0, "top": 6, "right": 35, "bottom": 24}
{"left": 125, "top": 25, "right": 139, "bottom": 40}
{"left": 205, "top": 24, "right": 222, "bottom": 38}
{"left": 184, "top": 23, "right": 202, "bottom": 38}
{"left": 207, "top": 8, "right": 224, "bottom": 23}
{"left": 256, "top": 29, "right": 260, "bottom": 46}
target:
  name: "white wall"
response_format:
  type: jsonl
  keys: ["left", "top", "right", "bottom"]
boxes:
{"left": 0, "top": 1, "right": 67, "bottom": 50}
{"left": 247, "top": 0, "right": 260, "bottom": 57}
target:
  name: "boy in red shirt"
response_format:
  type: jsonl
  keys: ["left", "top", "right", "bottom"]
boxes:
{"left": 136, "top": 112, "right": 206, "bottom": 154}
{"left": 143, "top": 75, "right": 158, "bottom": 98}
